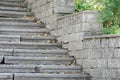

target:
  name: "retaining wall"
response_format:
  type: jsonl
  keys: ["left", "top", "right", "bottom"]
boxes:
{"left": 26, "top": 0, "right": 120, "bottom": 80}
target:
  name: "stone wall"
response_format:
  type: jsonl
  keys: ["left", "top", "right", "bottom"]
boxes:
{"left": 51, "top": 10, "right": 103, "bottom": 62}
{"left": 26, "top": 0, "right": 74, "bottom": 30}
{"left": 25, "top": 0, "right": 120, "bottom": 80}
{"left": 83, "top": 35, "right": 120, "bottom": 80}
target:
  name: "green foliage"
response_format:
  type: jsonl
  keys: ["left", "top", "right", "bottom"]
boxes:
{"left": 75, "top": 0, "right": 93, "bottom": 12}
{"left": 103, "top": 25, "right": 120, "bottom": 34}
{"left": 99, "top": 0, "right": 120, "bottom": 27}
{"left": 74, "top": 0, "right": 120, "bottom": 34}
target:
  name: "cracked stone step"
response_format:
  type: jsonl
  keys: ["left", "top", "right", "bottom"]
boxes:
{"left": 0, "top": 11, "right": 34, "bottom": 18}
{"left": 0, "top": 6, "right": 27, "bottom": 12}
{"left": 4, "top": 56, "right": 75, "bottom": 65}
{"left": 0, "top": 73, "right": 13, "bottom": 80}
{"left": 0, "top": 65, "right": 82, "bottom": 73}
{"left": 0, "top": 1, "right": 26, "bottom": 8}
{"left": 0, "top": 18, "right": 35, "bottom": 22}
{"left": 0, "top": 22, "right": 45, "bottom": 29}
{"left": 0, "top": 35, "right": 20, "bottom": 42}
{"left": 14, "top": 73, "right": 91, "bottom": 80}
{"left": 0, "top": 29, "right": 49, "bottom": 36}
{"left": 13, "top": 49, "right": 68, "bottom": 57}
{"left": 0, "top": 42, "right": 62, "bottom": 49}
{"left": 21, "top": 36, "right": 56, "bottom": 42}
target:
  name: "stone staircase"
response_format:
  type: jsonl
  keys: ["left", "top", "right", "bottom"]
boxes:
{"left": 0, "top": 0, "right": 91, "bottom": 80}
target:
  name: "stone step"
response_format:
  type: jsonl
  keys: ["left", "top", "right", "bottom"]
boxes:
{"left": 35, "top": 65, "right": 82, "bottom": 73}
{"left": 4, "top": 56, "right": 75, "bottom": 65}
{"left": 0, "top": 49, "right": 13, "bottom": 56}
{"left": 0, "top": 29, "right": 49, "bottom": 36}
{"left": 0, "top": 73, "right": 91, "bottom": 80}
{"left": 0, "top": 65, "right": 82, "bottom": 73}
{"left": 0, "top": 73, "right": 13, "bottom": 80}
{"left": 0, "top": 6, "right": 27, "bottom": 12}
{"left": 21, "top": 36, "right": 56, "bottom": 42}
{"left": 0, "top": 65, "right": 35, "bottom": 73}
{"left": 0, "top": 42, "right": 62, "bottom": 49}
{"left": 0, "top": 0, "right": 25, "bottom": 3}
{"left": 0, "top": 11, "right": 34, "bottom": 18}
{"left": 0, "top": 48, "right": 68, "bottom": 57}
{"left": 14, "top": 73, "right": 91, "bottom": 80}
{"left": 14, "top": 49, "right": 68, "bottom": 57}
{"left": 0, "top": 34, "right": 56, "bottom": 42}
{"left": 0, "top": 1, "right": 26, "bottom": 8}
{"left": 0, "top": 18, "right": 35, "bottom": 22}
{"left": 0, "top": 22, "right": 44, "bottom": 29}
{"left": 0, "top": 35, "right": 20, "bottom": 42}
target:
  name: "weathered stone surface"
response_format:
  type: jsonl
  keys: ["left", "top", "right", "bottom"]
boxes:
{"left": 0, "top": 35, "right": 20, "bottom": 42}
{"left": 0, "top": 73, "right": 13, "bottom": 80}
{"left": 14, "top": 73, "right": 90, "bottom": 80}
{"left": 5, "top": 56, "right": 74, "bottom": 65}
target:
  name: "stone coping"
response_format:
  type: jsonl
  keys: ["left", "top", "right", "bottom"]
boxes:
{"left": 57, "top": 10, "right": 99, "bottom": 20}
{"left": 84, "top": 34, "right": 120, "bottom": 40}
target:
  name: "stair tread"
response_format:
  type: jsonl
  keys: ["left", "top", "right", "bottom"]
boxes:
{"left": 0, "top": 11, "right": 27, "bottom": 15}
{"left": 0, "top": 1, "right": 26, "bottom": 7}
{"left": 14, "top": 73, "right": 90, "bottom": 78}
{"left": 0, "top": 18, "right": 35, "bottom": 22}
{"left": 0, "top": 41, "right": 61, "bottom": 46}
{"left": 0, "top": 65, "right": 81, "bottom": 69}
{"left": 0, "top": 0, "right": 25, "bottom": 2}
{"left": 0, "top": 28, "right": 49, "bottom": 32}
{"left": 0, "top": 22, "right": 43, "bottom": 27}
{"left": 22, "top": 35, "right": 56, "bottom": 40}
{"left": 14, "top": 49, "right": 67, "bottom": 53}
{"left": 5, "top": 56, "right": 74, "bottom": 60}
{"left": 0, "top": 35, "right": 20, "bottom": 38}
{"left": 0, "top": 73, "right": 90, "bottom": 78}
{"left": 0, "top": 6, "right": 27, "bottom": 12}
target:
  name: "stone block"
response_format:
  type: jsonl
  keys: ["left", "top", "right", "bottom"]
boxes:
{"left": 83, "top": 59, "right": 98, "bottom": 68}
{"left": 108, "top": 59, "right": 120, "bottom": 68}
{"left": 101, "top": 39, "right": 109, "bottom": 48}
{"left": 114, "top": 49, "right": 120, "bottom": 58}
{"left": 97, "top": 59, "right": 107, "bottom": 68}
{"left": 101, "top": 48, "right": 114, "bottom": 59}
{"left": 86, "top": 49, "right": 101, "bottom": 59}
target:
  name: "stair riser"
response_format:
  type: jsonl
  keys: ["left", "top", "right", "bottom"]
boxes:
{"left": 21, "top": 39, "right": 55, "bottom": 43}
{"left": 0, "top": 36, "right": 56, "bottom": 43}
{"left": 0, "top": 65, "right": 81, "bottom": 73}
{"left": 14, "top": 53, "right": 66, "bottom": 57}
{"left": 0, "top": 32, "right": 48, "bottom": 37}
{"left": 15, "top": 77, "right": 84, "bottom": 80}
{"left": 0, "top": 49, "right": 12, "bottom": 56}
{"left": 0, "top": 2, "right": 26, "bottom": 8}
{"left": 0, "top": 12, "right": 34, "bottom": 18}
{"left": 0, "top": 0, "right": 25, "bottom": 3}
{"left": 0, "top": 53, "right": 66, "bottom": 57}
{"left": 0, "top": 49, "right": 67, "bottom": 57}
{"left": 0, "top": 7, "right": 27, "bottom": 12}
{"left": 0, "top": 26, "right": 40, "bottom": 29}
{"left": 0, "top": 19, "right": 35, "bottom": 23}
{"left": 0, "top": 37, "right": 20, "bottom": 42}
{"left": 0, "top": 22, "right": 43, "bottom": 28}
{"left": 5, "top": 60, "right": 71, "bottom": 65}
{"left": 0, "top": 69, "right": 35, "bottom": 73}
{"left": 0, "top": 45, "right": 61, "bottom": 49}
{"left": 4, "top": 56, "right": 73, "bottom": 65}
